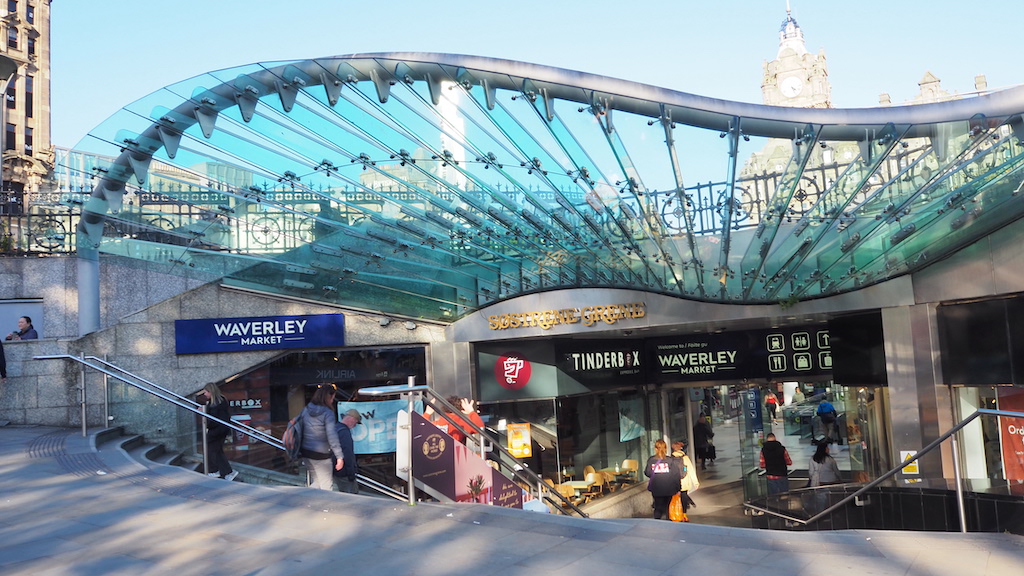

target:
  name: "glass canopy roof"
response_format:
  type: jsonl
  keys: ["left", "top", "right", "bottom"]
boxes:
{"left": 64, "top": 53, "right": 1024, "bottom": 322}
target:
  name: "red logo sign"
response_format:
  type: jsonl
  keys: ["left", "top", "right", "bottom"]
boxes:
{"left": 495, "top": 352, "right": 532, "bottom": 390}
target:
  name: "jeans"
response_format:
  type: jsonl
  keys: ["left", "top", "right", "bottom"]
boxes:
{"left": 336, "top": 475, "right": 359, "bottom": 494}
{"left": 304, "top": 457, "right": 335, "bottom": 490}
{"left": 766, "top": 476, "right": 789, "bottom": 495}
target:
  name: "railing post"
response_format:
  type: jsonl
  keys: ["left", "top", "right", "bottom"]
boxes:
{"left": 78, "top": 352, "right": 87, "bottom": 437}
{"left": 102, "top": 354, "right": 109, "bottom": 427}
{"left": 200, "top": 404, "right": 209, "bottom": 476}
{"left": 405, "top": 375, "right": 417, "bottom": 506}
{"left": 950, "top": 430, "right": 968, "bottom": 533}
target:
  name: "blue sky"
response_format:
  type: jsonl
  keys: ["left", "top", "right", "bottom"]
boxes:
{"left": 51, "top": 0, "right": 1024, "bottom": 149}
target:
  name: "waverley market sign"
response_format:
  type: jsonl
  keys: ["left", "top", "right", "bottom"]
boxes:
{"left": 175, "top": 314, "right": 345, "bottom": 354}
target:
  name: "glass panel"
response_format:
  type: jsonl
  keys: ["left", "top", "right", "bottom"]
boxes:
{"left": 59, "top": 56, "right": 1024, "bottom": 315}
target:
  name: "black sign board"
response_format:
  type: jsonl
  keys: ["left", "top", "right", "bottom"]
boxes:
{"left": 648, "top": 326, "right": 831, "bottom": 383}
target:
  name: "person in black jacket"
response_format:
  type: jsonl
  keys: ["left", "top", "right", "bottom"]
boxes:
{"left": 644, "top": 439, "right": 682, "bottom": 520}
{"left": 333, "top": 408, "right": 362, "bottom": 493}
{"left": 759, "top": 433, "right": 793, "bottom": 495}
{"left": 692, "top": 414, "right": 715, "bottom": 470}
{"left": 197, "top": 382, "right": 237, "bottom": 481}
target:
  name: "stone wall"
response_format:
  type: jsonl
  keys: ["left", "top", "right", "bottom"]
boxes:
{"left": 0, "top": 256, "right": 446, "bottom": 448}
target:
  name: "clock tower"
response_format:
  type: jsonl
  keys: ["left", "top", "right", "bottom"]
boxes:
{"left": 762, "top": 5, "right": 831, "bottom": 108}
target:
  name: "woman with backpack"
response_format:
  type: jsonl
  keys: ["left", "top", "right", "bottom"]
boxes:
{"left": 644, "top": 439, "right": 683, "bottom": 520}
{"left": 301, "top": 383, "right": 346, "bottom": 490}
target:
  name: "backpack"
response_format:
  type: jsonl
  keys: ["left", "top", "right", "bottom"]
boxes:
{"left": 283, "top": 409, "right": 306, "bottom": 461}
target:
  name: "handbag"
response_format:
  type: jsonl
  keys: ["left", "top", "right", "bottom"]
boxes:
{"left": 669, "top": 493, "right": 684, "bottom": 522}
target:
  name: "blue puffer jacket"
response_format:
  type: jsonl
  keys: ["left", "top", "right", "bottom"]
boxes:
{"left": 300, "top": 403, "right": 344, "bottom": 460}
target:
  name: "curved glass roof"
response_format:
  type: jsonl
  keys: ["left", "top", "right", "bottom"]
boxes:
{"left": 64, "top": 53, "right": 1024, "bottom": 322}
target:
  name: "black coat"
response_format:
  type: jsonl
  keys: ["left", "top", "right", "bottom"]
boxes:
{"left": 644, "top": 456, "right": 682, "bottom": 497}
{"left": 206, "top": 399, "right": 232, "bottom": 443}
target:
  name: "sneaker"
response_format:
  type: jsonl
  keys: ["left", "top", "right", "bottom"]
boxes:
{"left": 208, "top": 472, "right": 220, "bottom": 478}
{"left": 224, "top": 471, "right": 239, "bottom": 482}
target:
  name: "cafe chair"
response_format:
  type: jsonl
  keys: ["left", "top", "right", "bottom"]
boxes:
{"left": 583, "top": 464, "right": 597, "bottom": 477}
{"left": 620, "top": 459, "right": 639, "bottom": 483}
{"left": 582, "top": 472, "right": 605, "bottom": 502}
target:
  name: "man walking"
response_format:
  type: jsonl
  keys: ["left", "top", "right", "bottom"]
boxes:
{"left": 816, "top": 397, "right": 841, "bottom": 444}
{"left": 759, "top": 433, "right": 793, "bottom": 495}
{"left": 334, "top": 408, "right": 362, "bottom": 493}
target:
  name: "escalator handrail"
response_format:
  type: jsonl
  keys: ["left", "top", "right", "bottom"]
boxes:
{"left": 744, "top": 407, "right": 1024, "bottom": 527}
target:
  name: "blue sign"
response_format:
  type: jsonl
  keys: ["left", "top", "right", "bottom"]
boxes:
{"left": 745, "top": 389, "right": 764, "bottom": 433}
{"left": 174, "top": 314, "right": 345, "bottom": 354}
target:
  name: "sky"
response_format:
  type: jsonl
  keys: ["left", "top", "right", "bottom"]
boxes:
{"left": 50, "top": 0, "right": 1024, "bottom": 149}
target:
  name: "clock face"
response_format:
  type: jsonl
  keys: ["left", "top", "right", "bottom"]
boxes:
{"left": 781, "top": 76, "right": 804, "bottom": 98}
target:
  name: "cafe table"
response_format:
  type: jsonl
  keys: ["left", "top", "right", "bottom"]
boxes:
{"left": 597, "top": 467, "right": 629, "bottom": 489}
{"left": 564, "top": 480, "right": 594, "bottom": 496}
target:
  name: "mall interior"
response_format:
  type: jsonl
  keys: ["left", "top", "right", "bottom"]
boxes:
{"left": 1, "top": 3, "right": 1023, "bottom": 536}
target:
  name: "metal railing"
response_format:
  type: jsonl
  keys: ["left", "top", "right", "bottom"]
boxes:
{"left": 33, "top": 354, "right": 405, "bottom": 501}
{"left": 744, "top": 408, "right": 1024, "bottom": 532}
{"left": 361, "top": 382, "right": 588, "bottom": 517}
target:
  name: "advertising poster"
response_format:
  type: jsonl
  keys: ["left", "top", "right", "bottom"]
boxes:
{"left": 339, "top": 399, "right": 416, "bottom": 455}
{"left": 997, "top": 387, "right": 1024, "bottom": 481}
{"left": 507, "top": 422, "right": 532, "bottom": 458}
{"left": 409, "top": 411, "right": 524, "bottom": 508}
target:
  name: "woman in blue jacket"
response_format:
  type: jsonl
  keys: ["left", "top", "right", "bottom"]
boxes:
{"left": 300, "top": 383, "right": 345, "bottom": 490}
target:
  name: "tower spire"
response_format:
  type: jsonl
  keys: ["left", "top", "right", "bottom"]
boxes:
{"left": 778, "top": 1, "right": 807, "bottom": 56}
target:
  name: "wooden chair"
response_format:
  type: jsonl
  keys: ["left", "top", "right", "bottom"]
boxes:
{"left": 583, "top": 472, "right": 605, "bottom": 501}
{"left": 583, "top": 464, "right": 597, "bottom": 477}
{"left": 620, "top": 459, "right": 639, "bottom": 483}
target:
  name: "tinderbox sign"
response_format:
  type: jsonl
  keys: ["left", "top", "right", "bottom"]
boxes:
{"left": 175, "top": 314, "right": 345, "bottom": 354}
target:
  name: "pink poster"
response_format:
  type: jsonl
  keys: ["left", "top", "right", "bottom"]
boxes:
{"left": 997, "top": 387, "right": 1024, "bottom": 481}
{"left": 411, "top": 411, "right": 524, "bottom": 508}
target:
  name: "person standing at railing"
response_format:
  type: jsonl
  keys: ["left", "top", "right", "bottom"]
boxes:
{"left": 759, "top": 432, "right": 792, "bottom": 495}
{"left": 333, "top": 408, "right": 362, "bottom": 494}
{"left": 301, "top": 383, "right": 345, "bottom": 490}
{"left": 450, "top": 396, "right": 485, "bottom": 446}
{"left": 196, "top": 382, "right": 238, "bottom": 482}
{"left": 5, "top": 316, "right": 37, "bottom": 340}
{"left": 808, "top": 442, "right": 841, "bottom": 487}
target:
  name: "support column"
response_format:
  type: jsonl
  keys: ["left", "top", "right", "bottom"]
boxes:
{"left": 881, "top": 303, "right": 945, "bottom": 479}
{"left": 77, "top": 249, "right": 101, "bottom": 336}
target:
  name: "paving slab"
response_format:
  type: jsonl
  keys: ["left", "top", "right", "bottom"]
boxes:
{"left": 0, "top": 424, "right": 1021, "bottom": 576}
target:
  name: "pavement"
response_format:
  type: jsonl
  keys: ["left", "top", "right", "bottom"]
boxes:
{"left": 1, "top": 425, "right": 1022, "bottom": 576}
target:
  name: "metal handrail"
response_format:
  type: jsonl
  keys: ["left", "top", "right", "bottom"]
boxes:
{"left": 34, "top": 354, "right": 406, "bottom": 501}
{"left": 744, "top": 407, "right": 1024, "bottom": 532}
{"left": 82, "top": 355, "right": 280, "bottom": 446}
{"left": 361, "top": 383, "right": 588, "bottom": 517}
